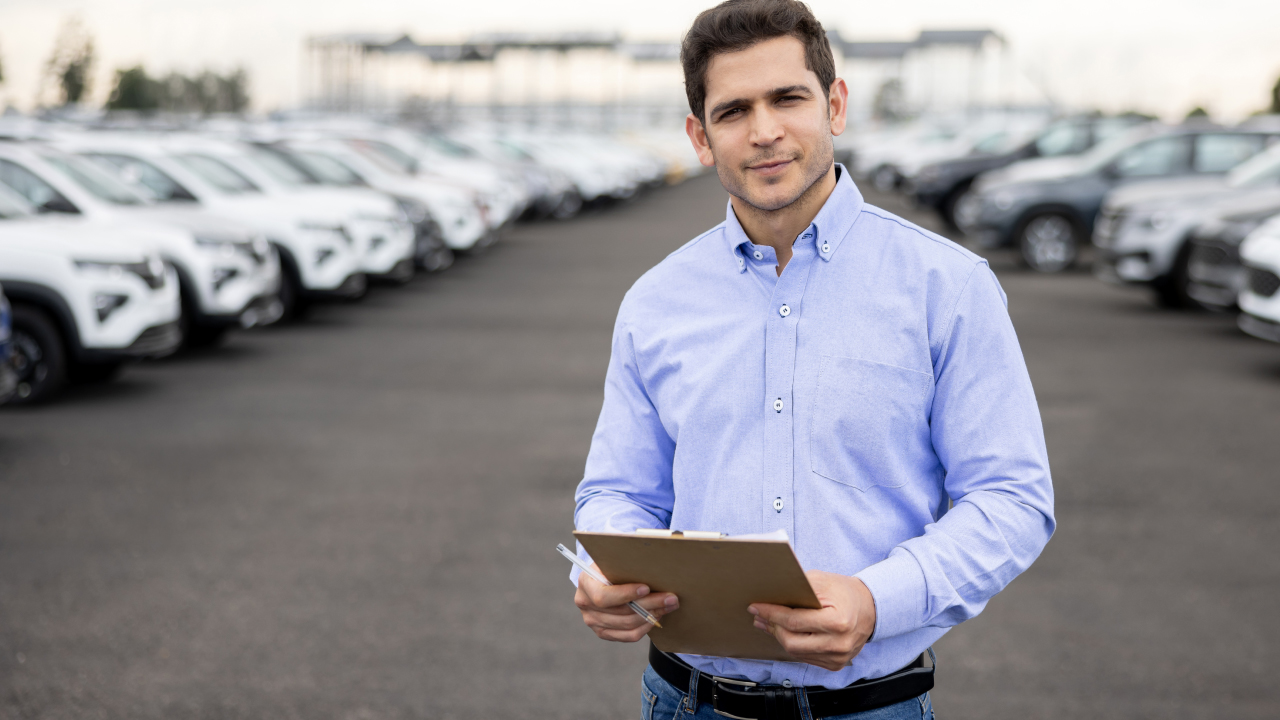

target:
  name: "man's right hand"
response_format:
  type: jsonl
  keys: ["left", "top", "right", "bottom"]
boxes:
{"left": 574, "top": 563, "right": 679, "bottom": 643}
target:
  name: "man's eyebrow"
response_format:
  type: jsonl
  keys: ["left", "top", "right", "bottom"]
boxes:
{"left": 708, "top": 85, "right": 816, "bottom": 119}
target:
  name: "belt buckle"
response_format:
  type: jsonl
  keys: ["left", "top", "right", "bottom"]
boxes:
{"left": 711, "top": 676, "right": 758, "bottom": 720}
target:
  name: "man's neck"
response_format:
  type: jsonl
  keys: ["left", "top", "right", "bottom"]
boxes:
{"left": 731, "top": 164, "right": 837, "bottom": 275}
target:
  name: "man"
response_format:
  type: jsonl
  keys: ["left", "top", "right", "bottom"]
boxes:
{"left": 571, "top": 1, "right": 1055, "bottom": 718}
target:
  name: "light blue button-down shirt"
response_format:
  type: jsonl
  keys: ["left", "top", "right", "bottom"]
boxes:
{"left": 573, "top": 166, "right": 1055, "bottom": 689}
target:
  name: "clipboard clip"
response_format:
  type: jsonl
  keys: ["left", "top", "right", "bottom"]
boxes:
{"left": 635, "top": 529, "right": 727, "bottom": 539}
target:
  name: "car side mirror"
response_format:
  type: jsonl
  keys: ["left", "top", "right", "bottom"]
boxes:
{"left": 39, "top": 195, "right": 80, "bottom": 214}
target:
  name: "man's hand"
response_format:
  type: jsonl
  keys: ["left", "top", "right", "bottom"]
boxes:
{"left": 574, "top": 563, "right": 679, "bottom": 643}
{"left": 749, "top": 570, "right": 876, "bottom": 671}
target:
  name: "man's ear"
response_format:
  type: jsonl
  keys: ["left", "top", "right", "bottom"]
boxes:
{"left": 686, "top": 113, "right": 716, "bottom": 167}
{"left": 828, "top": 78, "right": 849, "bottom": 137}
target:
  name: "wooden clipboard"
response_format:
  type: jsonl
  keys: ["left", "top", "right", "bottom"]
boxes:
{"left": 574, "top": 530, "right": 821, "bottom": 661}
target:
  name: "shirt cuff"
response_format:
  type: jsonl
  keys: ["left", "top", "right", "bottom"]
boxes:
{"left": 855, "top": 549, "right": 928, "bottom": 642}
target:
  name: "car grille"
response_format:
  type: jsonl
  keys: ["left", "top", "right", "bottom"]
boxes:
{"left": 1247, "top": 266, "right": 1280, "bottom": 298}
{"left": 125, "top": 322, "right": 182, "bottom": 358}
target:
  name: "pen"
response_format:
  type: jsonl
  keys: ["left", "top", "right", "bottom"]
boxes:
{"left": 556, "top": 543, "right": 663, "bottom": 629}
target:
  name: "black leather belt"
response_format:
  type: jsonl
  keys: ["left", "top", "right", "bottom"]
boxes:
{"left": 648, "top": 643, "right": 934, "bottom": 720}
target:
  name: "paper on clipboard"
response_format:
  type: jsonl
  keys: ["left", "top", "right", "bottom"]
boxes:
{"left": 573, "top": 529, "right": 820, "bottom": 661}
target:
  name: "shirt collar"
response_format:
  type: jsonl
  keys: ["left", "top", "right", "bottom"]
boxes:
{"left": 723, "top": 163, "right": 865, "bottom": 272}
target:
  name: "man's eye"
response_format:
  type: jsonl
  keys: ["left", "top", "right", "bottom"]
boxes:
{"left": 719, "top": 108, "right": 743, "bottom": 120}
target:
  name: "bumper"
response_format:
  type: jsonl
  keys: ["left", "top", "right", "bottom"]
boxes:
{"left": 1093, "top": 249, "right": 1154, "bottom": 285}
{"left": 307, "top": 272, "right": 366, "bottom": 300}
{"left": 82, "top": 321, "right": 183, "bottom": 361}
{"left": 238, "top": 294, "right": 285, "bottom": 328}
{"left": 1239, "top": 312, "right": 1280, "bottom": 343}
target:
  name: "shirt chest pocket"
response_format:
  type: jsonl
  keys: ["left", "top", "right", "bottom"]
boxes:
{"left": 809, "top": 355, "right": 933, "bottom": 492}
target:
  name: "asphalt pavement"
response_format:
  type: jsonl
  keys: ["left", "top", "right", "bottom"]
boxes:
{"left": 2, "top": 172, "right": 1278, "bottom": 720}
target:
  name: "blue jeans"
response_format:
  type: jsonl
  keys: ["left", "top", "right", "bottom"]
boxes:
{"left": 641, "top": 665, "right": 934, "bottom": 720}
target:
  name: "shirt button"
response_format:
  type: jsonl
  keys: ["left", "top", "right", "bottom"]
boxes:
{"left": 753, "top": 251, "right": 763, "bottom": 260}
{"left": 779, "top": 304, "right": 790, "bottom": 317}
{"left": 821, "top": 242, "right": 831, "bottom": 253}
{"left": 782, "top": 680, "right": 793, "bottom": 688}
{"left": 773, "top": 498, "right": 784, "bottom": 512}
{"left": 773, "top": 398, "right": 784, "bottom": 412}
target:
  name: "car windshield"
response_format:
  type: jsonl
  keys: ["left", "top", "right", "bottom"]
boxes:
{"left": 1079, "top": 129, "right": 1159, "bottom": 173}
{"left": 172, "top": 153, "right": 261, "bottom": 194}
{"left": 293, "top": 151, "right": 367, "bottom": 187}
{"left": 82, "top": 153, "right": 198, "bottom": 202}
{"left": 0, "top": 185, "right": 34, "bottom": 218}
{"left": 1227, "top": 145, "right": 1280, "bottom": 188}
{"left": 244, "top": 147, "right": 318, "bottom": 187}
{"left": 348, "top": 139, "right": 418, "bottom": 175}
{"left": 41, "top": 153, "right": 146, "bottom": 205}
{"left": 421, "top": 134, "right": 477, "bottom": 159}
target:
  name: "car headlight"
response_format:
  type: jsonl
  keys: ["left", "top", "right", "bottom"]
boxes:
{"left": 74, "top": 257, "right": 167, "bottom": 289}
{"left": 1140, "top": 211, "right": 1174, "bottom": 231}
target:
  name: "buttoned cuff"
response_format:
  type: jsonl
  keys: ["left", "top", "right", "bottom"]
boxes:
{"left": 854, "top": 549, "right": 928, "bottom": 642}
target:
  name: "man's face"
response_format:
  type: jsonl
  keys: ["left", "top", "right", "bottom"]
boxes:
{"left": 686, "top": 36, "right": 847, "bottom": 212}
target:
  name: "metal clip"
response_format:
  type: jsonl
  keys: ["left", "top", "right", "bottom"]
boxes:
{"left": 711, "top": 677, "right": 759, "bottom": 720}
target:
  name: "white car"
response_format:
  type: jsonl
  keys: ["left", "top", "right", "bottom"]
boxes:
{"left": 1093, "top": 143, "right": 1280, "bottom": 306}
{"left": 50, "top": 133, "right": 367, "bottom": 318}
{"left": 1237, "top": 215, "right": 1280, "bottom": 342}
{"left": 0, "top": 141, "right": 281, "bottom": 345}
{"left": 0, "top": 185, "right": 181, "bottom": 403}
{"left": 273, "top": 136, "right": 491, "bottom": 253}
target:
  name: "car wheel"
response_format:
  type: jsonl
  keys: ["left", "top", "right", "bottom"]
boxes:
{"left": 274, "top": 247, "right": 309, "bottom": 321}
{"left": 1152, "top": 241, "right": 1198, "bottom": 309}
{"left": 1018, "top": 213, "right": 1080, "bottom": 273}
{"left": 872, "top": 165, "right": 899, "bottom": 192}
{"left": 184, "top": 324, "right": 229, "bottom": 348}
{"left": 8, "top": 305, "right": 67, "bottom": 405}
{"left": 553, "top": 190, "right": 583, "bottom": 220}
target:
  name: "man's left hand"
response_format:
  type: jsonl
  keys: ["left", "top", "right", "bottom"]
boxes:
{"left": 749, "top": 570, "right": 877, "bottom": 671}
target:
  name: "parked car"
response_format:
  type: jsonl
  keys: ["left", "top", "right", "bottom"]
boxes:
{"left": 52, "top": 133, "right": 366, "bottom": 319}
{"left": 1236, "top": 216, "right": 1280, "bottom": 342}
{"left": 909, "top": 114, "right": 1150, "bottom": 229}
{"left": 965, "top": 125, "right": 1280, "bottom": 271}
{"left": 0, "top": 184, "right": 181, "bottom": 403}
{"left": 1093, "top": 143, "right": 1280, "bottom": 306}
{"left": 0, "top": 141, "right": 281, "bottom": 346}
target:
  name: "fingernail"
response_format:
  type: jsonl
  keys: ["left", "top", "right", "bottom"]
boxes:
{"left": 748, "top": 607, "right": 759, "bottom": 616}
{"left": 664, "top": 595, "right": 679, "bottom": 608}
{"left": 636, "top": 585, "right": 649, "bottom": 597}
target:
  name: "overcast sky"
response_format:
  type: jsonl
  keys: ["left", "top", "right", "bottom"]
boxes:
{"left": 2, "top": 0, "right": 1278, "bottom": 120}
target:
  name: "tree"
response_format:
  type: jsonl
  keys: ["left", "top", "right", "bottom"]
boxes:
{"left": 106, "top": 66, "right": 160, "bottom": 111}
{"left": 44, "top": 17, "right": 96, "bottom": 105}
{"left": 1271, "top": 75, "right": 1280, "bottom": 115}
{"left": 1185, "top": 106, "right": 1210, "bottom": 121}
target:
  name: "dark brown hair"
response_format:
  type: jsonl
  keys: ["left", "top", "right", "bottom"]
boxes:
{"left": 680, "top": 0, "right": 836, "bottom": 123}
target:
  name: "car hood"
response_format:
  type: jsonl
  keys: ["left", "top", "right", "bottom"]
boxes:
{"left": 1104, "top": 177, "right": 1228, "bottom": 211}
{"left": 979, "top": 157, "right": 1087, "bottom": 190}
{"left": 0, "top": 215, "right": 156, "bottom": 262}
{"left": 126, "top": 205, "right": 261, "bottom": 241}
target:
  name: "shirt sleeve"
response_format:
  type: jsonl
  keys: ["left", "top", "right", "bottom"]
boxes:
{"left": 571, "top": 315, "right": 677, "bottom": 584}
{"left": 855, "top": 263, "right": 1056, "bottom": 641}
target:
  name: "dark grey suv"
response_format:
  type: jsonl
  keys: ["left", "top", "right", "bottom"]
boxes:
{"left": 964, "top": 125, "right": 1280, "bottom": 272}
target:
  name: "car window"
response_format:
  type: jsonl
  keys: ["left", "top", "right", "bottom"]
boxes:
{"left": 84, "top": 153, "right": 198, "bottom": 202}
{"left": 0, "top": 159, "right": 78, "bottom": 212}
{"left": 1093, "top": 118, "right": 1142, "bottom": 145}
{"left": 1035, "top": 123, "right": 1089, "bottom": 157}
{"left": 347, "top": 139, "right": 418, "bottom": 175}
{"left": 1112, "top": 136, "right": 1192, "bottom": 178}
{"left": 244, "top": 147, "right": 318, "bottom": 187}
{"left": 40, "top": 153, "right": 146, "bottom": 206}
{"left": 172, "top": 153, "right": 261, "bottom": 194}
{"left": 0, "top": 185, "right": 35, "bottom": 218}
{"left": 294, "top": 151, "right": 368, "bottom": 187}
{"left": 1194, "top": 134, "right": 1265, "bottom": 173}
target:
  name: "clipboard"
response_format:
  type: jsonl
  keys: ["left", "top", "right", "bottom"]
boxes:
{"left": 574, "top": 530, "right": 821, "bottom": 661}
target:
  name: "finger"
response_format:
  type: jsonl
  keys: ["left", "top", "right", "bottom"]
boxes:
{"left": 634, "top": 592, "right": 680, "bottom": 613}
{"left": 587, "top": 610, "right": 652, "bottom": 632}
{"left": 751, "top": 604, "right": 831, "bottom": 634}
{"left": 585, "top": 580, "right": 652, "bottom": 609}
{"left": 596, "top": 624, "right": 654, "bottom": 643}
{"left": 766, "top": 624, "right": 832, "bottom": 656}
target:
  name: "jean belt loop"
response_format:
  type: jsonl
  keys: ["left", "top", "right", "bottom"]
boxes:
{"left": 927, "top": 646, "right": 937, "bottom": 670}
{"left": 684, "top": 657, "right": 700, "bottom": 711}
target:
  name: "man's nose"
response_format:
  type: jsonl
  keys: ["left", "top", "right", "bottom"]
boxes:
{"left": 749, "top": 105, "right": 785, "bottom": 146}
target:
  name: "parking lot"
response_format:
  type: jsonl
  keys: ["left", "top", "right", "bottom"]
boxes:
{"left": 2, "top": 170, "right": 1279, "bottom": 719}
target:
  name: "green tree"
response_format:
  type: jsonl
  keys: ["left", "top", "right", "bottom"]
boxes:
{"left": 44, "top": 17, "right": 96, "bottom": 105}
{"left": 1185, "top": 106, "right": 1209, "bottom": 121}
{"left": 106, "top": 66, "right": 160, "bottom": 111}
{"left": 1271, "top": 75, "right": 1280, "bottom": 114}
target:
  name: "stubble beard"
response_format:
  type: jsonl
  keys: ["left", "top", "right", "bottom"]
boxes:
{"left": 715, "top": 134, "right": 835, "bottom": 214}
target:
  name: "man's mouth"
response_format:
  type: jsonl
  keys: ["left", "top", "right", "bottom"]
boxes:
{"left": 747, "top": 157, "right": 794, "bottom": 176}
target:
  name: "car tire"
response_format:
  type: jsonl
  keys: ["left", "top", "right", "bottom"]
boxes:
{"left": 8, "top": 305, "right": 67, "bottom": 405}
{"left": 184, "top": 324, "right": 229, "bottom": 348}
{"left": 1152, "top": 241, "right": 1198, "bottom": 310}
{"left": 942, "top": 183, "right": 976, "bottom": 232}
{"left": 273, "top": 246, "right": 310, "bottom": 321}
{"left": 1018, "top": 212, "right": 1080, "bottom": 273}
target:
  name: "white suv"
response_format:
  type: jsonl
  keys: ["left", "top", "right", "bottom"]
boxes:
{"left": 51, "top": 133, "right": 367, "bottom": 318}
{"left": 1237, "top": 215, "right": 1280, "bottom": 342}
{"left": 0, "top": 141, "right": 281, "bottom": 345}
{"left": 0, "top": 186, "right": 181, "bottom": 403}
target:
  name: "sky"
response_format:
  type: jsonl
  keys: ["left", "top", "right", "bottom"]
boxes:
{"left": 1, "top": 0, "right": 1278, "bottom": 121}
